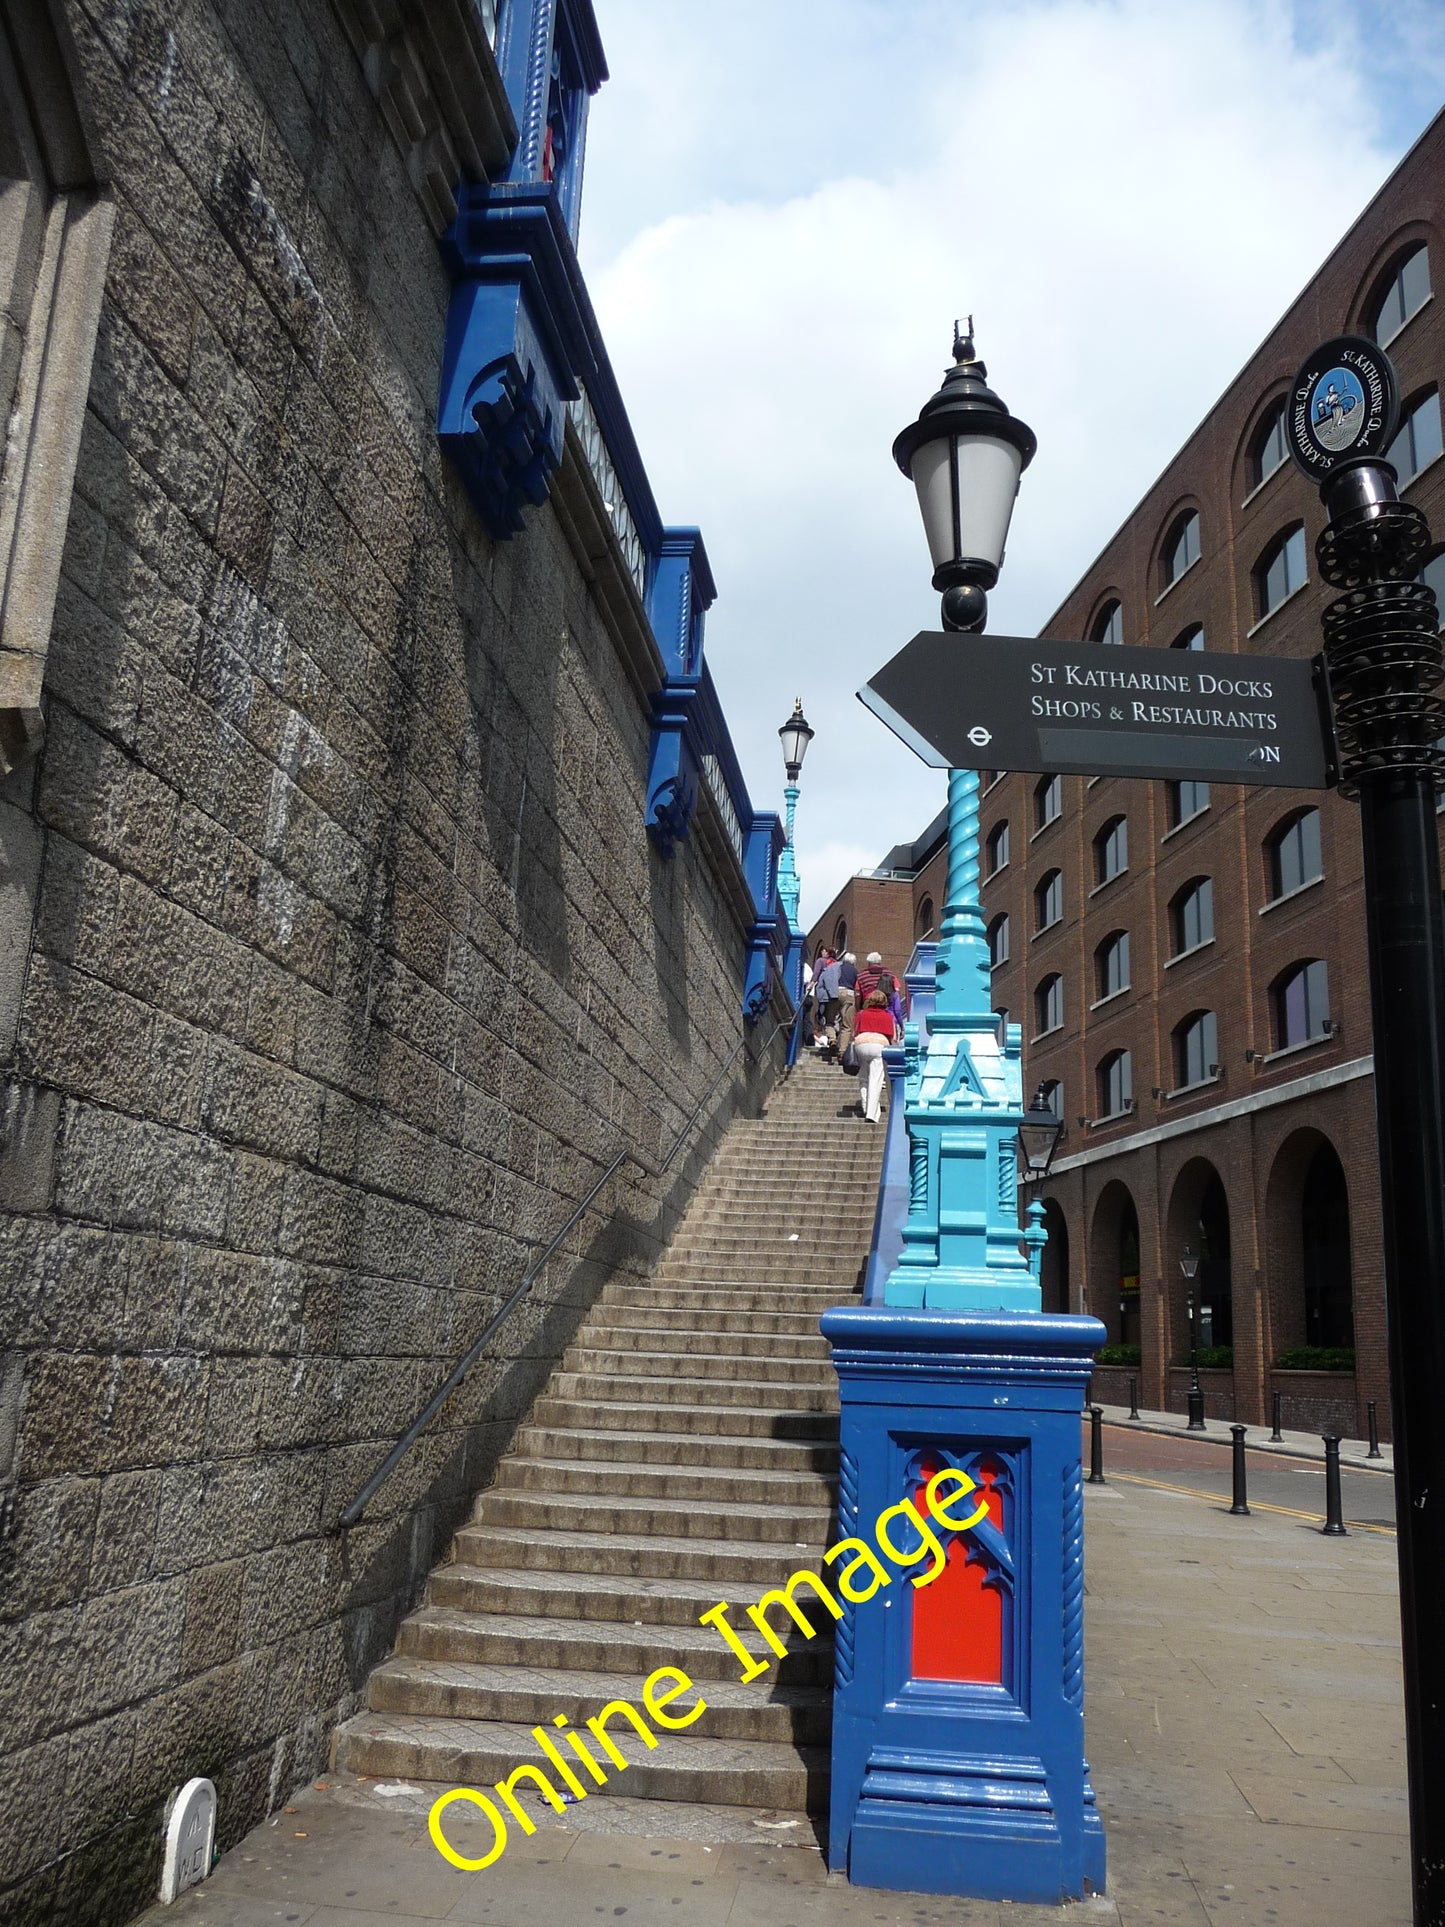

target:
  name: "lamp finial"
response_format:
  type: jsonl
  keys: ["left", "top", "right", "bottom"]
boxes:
{"left": 953, "top": 316, "right": 977, "bottom": 364}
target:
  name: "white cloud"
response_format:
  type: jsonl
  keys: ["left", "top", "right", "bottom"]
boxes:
{"left": 579, "top": 0, "right": 1439, "bottom": 926}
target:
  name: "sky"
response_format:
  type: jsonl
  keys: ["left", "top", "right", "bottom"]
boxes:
{"left": 575, "top": 0, "right": 1445, "bottom": 931}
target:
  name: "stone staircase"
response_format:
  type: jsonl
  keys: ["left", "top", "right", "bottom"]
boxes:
{"left": 334, "top": 1050, "right": 885, "bottom": 1814}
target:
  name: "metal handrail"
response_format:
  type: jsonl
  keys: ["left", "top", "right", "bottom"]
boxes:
{"left": 339, "top": 1011, "right": 794, "bottom": 1527}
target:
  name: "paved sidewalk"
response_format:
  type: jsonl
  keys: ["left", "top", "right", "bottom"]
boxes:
{"left": 1087, "top": 1399, "right": 1394, "bottom": 1474}
{"left": 136, "top": 1457, "right": 1407, "bottom": 1927}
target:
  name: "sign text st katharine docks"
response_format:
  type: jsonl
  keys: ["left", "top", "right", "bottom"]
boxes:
{"left": 861, "top": 632, "right": 1334, "bottom": 790}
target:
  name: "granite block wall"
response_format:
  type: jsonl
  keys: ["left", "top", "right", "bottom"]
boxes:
{"left": 0, "top": 2, "right": 780, "bottom": 1916}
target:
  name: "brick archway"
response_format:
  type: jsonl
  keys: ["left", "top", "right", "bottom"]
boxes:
{"left": 1089, "top": 1179, "right": 1139, "bottom": 1348}
{"left": 1039, "top": 1195, "right": 1070, "bottom": 1314}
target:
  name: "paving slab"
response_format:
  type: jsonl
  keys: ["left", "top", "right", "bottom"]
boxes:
{"left": 133, "top": 1435, "right": 1406, "bottom": 1927}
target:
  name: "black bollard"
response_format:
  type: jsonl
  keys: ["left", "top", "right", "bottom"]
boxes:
{"left": 1367, "top": 1399, "right": 1383, "bottom": 1459}
{"left": 1270, "top": 1389, "right": 1283, "bottom": 1444}
{"left": 1088, "top": 1405, "right": 1106, "bottom": 1485}
{"left": 1128, "top": 1374, "right": 1141, "bottom": 1421}
{"left": 1229, "top": 1424, "right": 1250, "bottom": 1516}
{"left": 1321, "top": 1435, "right": 1348, "bottom": 1536}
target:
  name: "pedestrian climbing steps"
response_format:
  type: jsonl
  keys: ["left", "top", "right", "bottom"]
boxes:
{"left": 334, "top": 1050, "right": 886, "bottom": 1813}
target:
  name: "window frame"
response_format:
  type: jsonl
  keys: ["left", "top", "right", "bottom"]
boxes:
{"left": 1253, "top": 523, "right": 1308, "bottom": 624}
{"left": 1370, "top": 243, "right": 1432, "bottom": 349}
{"left": 1091, "top": 599, "right": 1124, "bottom": 646}
{"left": 1265, "top": 807, "right": 1323, "bottom": 904}
{"left": 985, "top": 820, "right": 1010, "bottom": 876}
{"left": 1270, "top": 959, "right": 1331, "bottom": 1053}
{"left": 1169, "top": 876, "right": 1214, "bottom": 958}
{"left": 1034, "top": 867, "right": 1063, "bottom": 934}
{"left": 1096, "top": 1048, "right": 1132, "bottom": 1120}
{"left": 1093, "top": 815, "right": 1128, "bottom": 888}
{"left": 1385, "top": 386, "right": 1443, "bottom": 487}
{"left": 1093, "top": 929, "right": 1130, "bottom": 1003}
{"left": 1248, "top": 397, "right": 1289, "bottom": 495}
{"left": 987, "top": 910, "right": 1010, "bottom": 969}
{"left": 1165, "top": 779, "right": 1210, "bottom": 832}
{"left": 1033, "top": 972, "right": 1064, "bottom": 1038}
{"left": 1033, "top": 773, "right": 1062, "bottom": 832}
{"left": 1161, "top": 510, "right": 1201, "bottom": 592}
{"left": 1173, "top": 1008, "right": 1219, "bottom": 1090}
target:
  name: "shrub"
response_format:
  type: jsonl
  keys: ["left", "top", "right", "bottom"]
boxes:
{"left": 1274, "top": 1347, "right": 1356, "bottom": 1372}
{"left": 1196, "top": 1346, "right": 1233, "bottom": 1370}
{"left": 1095, "top": 1343, "right": 1141, "bottom": 1367}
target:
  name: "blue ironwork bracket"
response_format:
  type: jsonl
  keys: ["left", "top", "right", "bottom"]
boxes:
{"left": 644, "top": 677, "right": 702, "bottom": 857}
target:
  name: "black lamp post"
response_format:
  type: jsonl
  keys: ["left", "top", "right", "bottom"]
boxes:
{"left": 1017, "top": 1082, "right": 1065, "bottom": 1182}
{"left": 1180, "top": 1244, "right": 1205, "bottom": 1431}
{"left": 892, "top": 318, "right": 1037, "bottom": 635}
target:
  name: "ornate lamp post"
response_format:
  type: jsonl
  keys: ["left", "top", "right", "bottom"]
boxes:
{"left": 822, "top": 327, "right": 1105, "bottom": 1908}
{"left": 1180, "top": 1243, "right": 1205, "bottom": 1431}
{"left": 774, "top": 698, "right": 814, "bottom": 930}
{"left": 882, "top": 323, "right": 1040, "bottom": 1308}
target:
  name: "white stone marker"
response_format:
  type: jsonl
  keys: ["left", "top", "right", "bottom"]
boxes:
{"left": 160, "top": 1777, "right": 216, "bottom": 1903}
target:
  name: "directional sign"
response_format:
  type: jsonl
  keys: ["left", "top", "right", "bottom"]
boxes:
{"left": 861, "top": 633, "right": 1334, "bottom": 789}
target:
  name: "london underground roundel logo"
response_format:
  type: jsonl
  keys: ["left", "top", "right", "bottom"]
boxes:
{"left": 1288, "top": 334, "right": 1399, "bottom": 479}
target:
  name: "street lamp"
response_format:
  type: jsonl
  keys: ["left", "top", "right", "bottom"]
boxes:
{"left": 1017, "top": 1082, "right": 1065, "bottom": 1182}
{"left": 1180, "top": 1243, "right": 1205, "bottom": 1431}
{"left": 774, "top": 698, "right": 813, "bottom": 935}
{"left": 892, "top": 317, "right": 1037, "bottom": 634}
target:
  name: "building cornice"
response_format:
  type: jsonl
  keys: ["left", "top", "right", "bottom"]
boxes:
{"left": 1044, "top": 1053, "right": 1374, "bottom": 1176}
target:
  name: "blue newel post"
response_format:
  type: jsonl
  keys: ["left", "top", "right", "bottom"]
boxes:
{"left": 823, "top": 767, "right": 1105, "bottom": 1902}
{"left": 777, "top": 780, "right": 801, "bottom": 926}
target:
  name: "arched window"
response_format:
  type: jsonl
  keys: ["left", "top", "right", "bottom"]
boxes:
{"left": 1167, "top": 779, "right": 1209, "bottom": 827}
{"left": 1034, "top": 973, "right": 1063, "bottom": 1036}
{"left": 1273, "top": 959, "right": 1330, "bottom": 1050}
{"left": 1162, "top": 510, "right": 1200, "bottom": 588}
{"left": 985, "top": 820, "right": 1010, "bottom": 875}
{"left": 1034, "top": 773, "right": 1062, "bottom": 829}
{"left": 1171, "top": 623, "right": 1205, "bottom": 651}
{"left": 1174, "top": 1009, "right": 1218, "bottom": 1088}
{"left": 1370, "top": 243, "right": 1431, "bottom": 347}
{"left": 1034, "top": 868, "right": 1063, "bottom": 932}
{"left": 1265, "top": 808, "right": 1322, "bottom": 900}
{"left": 1093, "top": 815, "right": 1127, "bottom": 885}
{"left": 1097, "top": 1049, "right": 1132, "bottom": 1118}
{"left": 987, "top": 911, "right": 1009, "bottom": 967}
{"left": 1170, "top": 877, "right": 1213, "bottom": 956}
{"left": 1255, "top": 525, "right": 1307, "bottom": 618}
{"left": 1094, "top": 930, "right": 1130, "bottom": 1000}
{"left": 1386, "top": 388, "right": 1443, "bottom": 485}
{"left": 916, "top": 895, "right": 935, "bottom": 940}
{"left": 1091, "top": 599, "right": 1124, "bottom": 646}
{"left": 833, "top": 918, "right": 848, "bottom": 953}
{"left": 1250, "top": 398, "right": 1289, "bottom": 490}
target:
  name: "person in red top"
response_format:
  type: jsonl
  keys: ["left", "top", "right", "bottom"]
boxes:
{"left": 853, "top": 989, "right": 899, "bottom": 1123}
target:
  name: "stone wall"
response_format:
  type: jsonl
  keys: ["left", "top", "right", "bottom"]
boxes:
{"left": 0, "top": 2, "right": 782, "bottom": 1917}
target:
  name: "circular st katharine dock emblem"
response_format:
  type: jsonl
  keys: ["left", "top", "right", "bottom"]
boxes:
{"left": 1288, "top": 334, "right": 1399, "bottom": 479}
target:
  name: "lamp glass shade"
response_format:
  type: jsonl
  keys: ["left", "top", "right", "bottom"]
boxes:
{"left": 778, "top": 704, "right": 814, "bottom": 776}
{"left": 910, "top": 432, "right": 1026, "bottom": 580}
{"left": 1018, "top": 1090, "right": 1065, "bottom": 1179}
{"left": 1179, "top": 1245, "right": 1200, "bottom": 1281}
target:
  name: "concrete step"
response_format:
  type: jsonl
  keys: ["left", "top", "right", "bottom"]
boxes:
{"left": 333, "top": 1711, "right": 829, "bottom": 1811}
{"left": 652, "top": 1264, "right": 863, "bottom": 1286}
{"left": 661, "top": 1234, "right": 870, "bottom": 1260}
{"left": 366, "top": 1657, "right": 832, "bottom": 1745}
{"left": 493, "top": 1453, "right": 836, "bottom": 1507}
{"left": 575, "top": 1325, "right": 829, "bottom": 1361}
{"left": 529, "top": 1396, "right": 837, "bottom": 1441}
{"left": 452, "top": 1522, "right": 828, "bottom": 1586}
{"left": 561, "top": 1346, "right": 834, "bottom": 1387}
{"left": 588, "top": 1306, "right": 830, "bottom": 1337}
{"left": 474, "top": 1486, "right": 833, "bottom": 1544}
{"left": 425, "top": 1562, "right": 804, "bottom": 1630}
{"left": 512, "top": 1422, "right": 839, "bottom": 1474}
{"left": 598, "top": 1282, "right": 859, "bottom": 1312}
{"left": 545, "top": 1370, "right": 838, "bottom": 1413}
{"left": 395, "top": 1602, "right": 831, "bottom": 1685}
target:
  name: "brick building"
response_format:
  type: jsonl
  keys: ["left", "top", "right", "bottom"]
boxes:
{"left": 856, "top": 110, "right": 1445, "bottom": 1441}
{"left": 808, "top": 807, "right": 947, "bottom": 978}
{"left": 0, "top": 2, "right": 794, "bottom": 1916}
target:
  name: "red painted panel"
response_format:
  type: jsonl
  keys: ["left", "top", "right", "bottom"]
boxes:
{"left": 910, "top": 1462, "right": 1005, "bottom": 1683}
